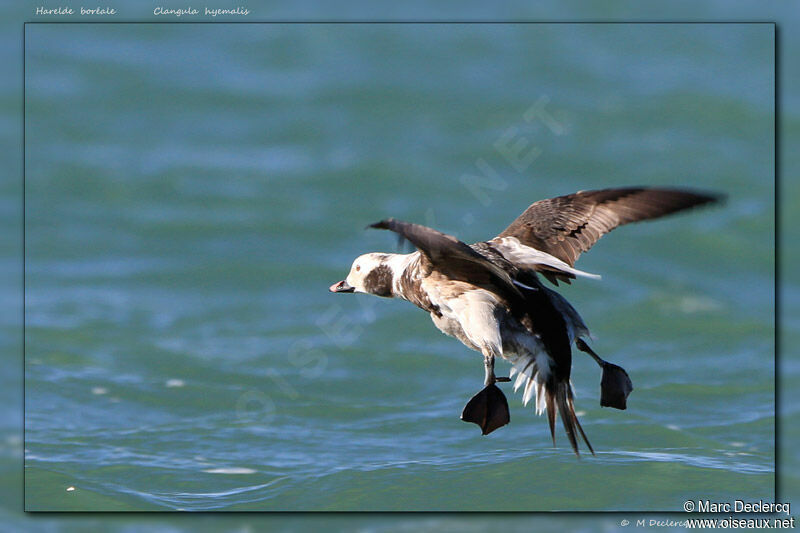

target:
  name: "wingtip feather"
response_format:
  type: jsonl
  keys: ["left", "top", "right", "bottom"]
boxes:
{"left": 367, "top": 219, "right": 391, "bottom": 230}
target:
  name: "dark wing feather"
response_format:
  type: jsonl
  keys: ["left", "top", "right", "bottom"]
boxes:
{"left": 369, "top": 218, "right": 523, "bottom": 304}
{"left": 497, "top": 187, "right": 722, "bottom": 266}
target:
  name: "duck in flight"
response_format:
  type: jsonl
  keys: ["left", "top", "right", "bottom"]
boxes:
{"left": 329, "top": 187, "right": 720, "bottom": 455}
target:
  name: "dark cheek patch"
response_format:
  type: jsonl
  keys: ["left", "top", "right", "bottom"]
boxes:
{"left": 364, "top": 265, "right": 393, "bottom": 297}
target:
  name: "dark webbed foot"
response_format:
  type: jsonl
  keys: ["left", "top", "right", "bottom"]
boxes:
{"left": 576, "top": 338, "right": 634, "bottom": 410}
{"left": 461, "top": 383, "right": 510, "bottom": 435}
{"left": 599, "top": 361, "right": 633, "bottom": 409}
{"left": 462, "top": 350, "right": 511, "bottom": 435}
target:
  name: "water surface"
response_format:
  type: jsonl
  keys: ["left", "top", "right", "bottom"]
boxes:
{"left": 24, "top": 23, "right": 774, "bottom": 511}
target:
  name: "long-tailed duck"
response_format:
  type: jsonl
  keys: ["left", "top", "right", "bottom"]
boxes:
{"left": 330, "top": 187, "right": 720, "bottom": 455}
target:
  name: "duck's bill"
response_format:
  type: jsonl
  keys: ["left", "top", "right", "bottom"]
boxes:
{"left": 329, "top": 280, "right": 355, "bottom": 293}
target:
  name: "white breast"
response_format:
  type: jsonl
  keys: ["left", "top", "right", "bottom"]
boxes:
{"left": 424, "top": 281, "right": 503, "bottom": 357}
{"left": 423, "top": 276, "right": 568, "bottom": 416}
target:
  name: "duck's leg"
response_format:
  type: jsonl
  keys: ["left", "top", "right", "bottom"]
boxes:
{"left": 575, "top": 338, "right": 633, "bottom": 410}
{"left": 461, "top": 350, "right": 511, "bottom": 435}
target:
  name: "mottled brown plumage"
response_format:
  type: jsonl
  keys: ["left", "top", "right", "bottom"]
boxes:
{"left": 370, "top": 218, "right": 525, "bottom": 309}
{"left": 362, "top": 264, "right": 394, "bottom": 297}
{"left": 498, "top": 187, "right": 721, "bottom": 267}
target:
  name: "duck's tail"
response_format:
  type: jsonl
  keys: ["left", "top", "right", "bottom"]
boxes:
{"left": 509, "top": 354, "right": 593, "bottom": 456}
{"left": 549, "top": 380, "right": 594, "bottom": 457}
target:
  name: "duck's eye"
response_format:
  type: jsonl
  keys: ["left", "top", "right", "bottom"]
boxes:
{"left": 355, "top": 265, "right": 361, "bottom": 272}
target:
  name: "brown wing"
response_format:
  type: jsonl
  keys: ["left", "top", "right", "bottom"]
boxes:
{"left": 497, "top": 187, "right": 722, "bottom": 267}
{"left": 369, "top": 218, "right": 523, "bottom": 304}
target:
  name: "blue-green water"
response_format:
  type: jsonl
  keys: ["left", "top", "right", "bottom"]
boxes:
{"left": 23, "top": 23, "right": 774, "bottom": 511}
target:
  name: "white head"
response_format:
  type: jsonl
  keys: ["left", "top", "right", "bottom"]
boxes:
{"left": 329, "top": 253, "right": 397, "bottom": 298}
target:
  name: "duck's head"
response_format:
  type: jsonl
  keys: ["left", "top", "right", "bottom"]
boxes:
{"left": 329, "top": 253, "right": 395, "bottom": 298}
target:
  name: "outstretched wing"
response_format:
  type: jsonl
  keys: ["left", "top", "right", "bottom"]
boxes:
{"left": 496, "top": 187, "right": 721, "bottom": 267}
{"left": 369, "top": 218, "right": 523, "bottom": 304}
